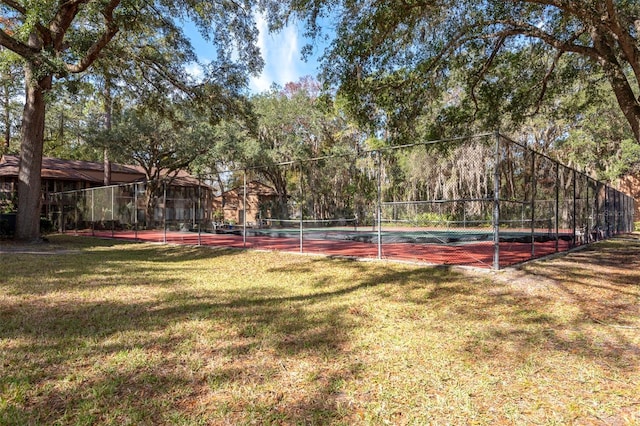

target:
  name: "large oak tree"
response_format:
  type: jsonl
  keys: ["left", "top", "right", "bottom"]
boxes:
{"left": 0, "top": 0, "right": 266, "bottom": 241}
{"left": 283, "top": 0, "right": 640, "bottom": 143}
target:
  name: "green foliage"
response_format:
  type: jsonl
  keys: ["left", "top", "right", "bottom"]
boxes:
{"left": 1, "top": 0, "right": 278, "bottom": 240}
{"left": 98, "top": 101, "right": 213, "bottom": 179}
{"left": 412, "top": 212, "right": 452, "bottom": 226}
{"left": 553, "top": 81, "right": 640, "bottom": 182}
{"left": 285, "top": 0, "right": 640, "bottom": 143}
{"left": 213, "top": 209, "right": 225, "bottom": 223}
{"left": 39, "top": 216, "right": 53, "bottom": 234}
{"left": 0, "top": 49, "right": 23, "bottom": 154}
{"left": 0, "top": 191, "right": 16, "bottom": 213}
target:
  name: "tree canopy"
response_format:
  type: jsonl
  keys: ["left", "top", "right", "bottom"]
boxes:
{"left": 283, "top": 0, "right": 640, "bottom": 143}
{"left": 0, "top": 0, "right": 269, "bottom": 241}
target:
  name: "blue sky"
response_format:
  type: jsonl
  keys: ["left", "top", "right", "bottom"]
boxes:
{"left": 185, "top": 15, "right": 324, "bottom": 93}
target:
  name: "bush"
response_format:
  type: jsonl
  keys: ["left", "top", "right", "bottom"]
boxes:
{"left": 635, "top": 222, "right": 640, "bottom": 232}
{"left": 213, "top": 209, "right": 224, "bottom": 223}
{"left": 0, "top": 218, "right": 9, "bottom": 236}
{"left": 413, "top": 212, "right": 452, "bottom": 226}
{"left": 40, "top": 217, "right": 54, "bottom": 234}
{"left": 0, "top": 213, "right": 16, "bottom": 237}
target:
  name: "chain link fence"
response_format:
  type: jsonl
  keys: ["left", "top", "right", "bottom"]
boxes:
{"left": 50, "top": 133, "right": 635, "bottom": 269}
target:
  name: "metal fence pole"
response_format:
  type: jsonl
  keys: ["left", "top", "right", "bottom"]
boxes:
{"left": 572, "top": 170, "right": 577, "bottom": 247}
{"left": 632, "top": 196, "right": 636, "bottom": 232}
{"left": 624, "top": 193, "right": 629, "bottom": 232}
{"left": 554, "top": 161, "right": 560, "bottom": 253}
{"left": 377, "top": 150, "right": 382, "bottom": 260}
{"left": 91, "top": 188, "right": 95, "bottom": 236}
{"left": 74, "top": 192, "right": 79, "bottom": 236}
{"left": 604, "top": 185, "right": 611, "bottom": 238}
{"left": 584, "top": 176, "right": 592, "bottom": 240}
{"left": 620, "top": 192, "right": 627, "bottom": 234}
{"left": 530, "top": 150, "right": 536, "bottom": 258}
{"left": 90, "top": 188, "right": 94, "bottom": 224}
{"left": 243, "top": 170, "right": 247, "bottom": 248}
{"left": 615, "top": 190, "right": 620, "bottom": 234}
{"left": 163, "top": 180, "right": 167, "bottom": 244}
{"left": 596, "top": 182, "right": 606, "bottom": 240}
{"left": 628, "top": 194, "right": 633, "bottom": 232}
{"left": 111, "top": 186, "right": 115, "bottom": 238}
{"left": 134, "top": 183, "right": 138, "bottom": 241}
{"left": 493, "top": 132, "right": 501, "bottom": 270}
{"left": 299, "top": 164, "right": 303, "bottom": 253}
{"left": 198, "top": 177, "right": 202, "bottom": 246}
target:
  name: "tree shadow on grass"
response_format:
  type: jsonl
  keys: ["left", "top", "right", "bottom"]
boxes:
{"left": 456, "top": 235, "right": 640, "bottom": 373}
{"left": 0, "top": 253, "right": 472, "bottom": 424}
{"left": 0, "top": 242, "right": 246, "bottom": 296}
{"left": 1, "top": 238, "right": 639, "bottom": 424}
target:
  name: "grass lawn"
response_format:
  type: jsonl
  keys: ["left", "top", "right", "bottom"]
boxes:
{"left": 1, "top": 234, "right": 639, "bottom": 425}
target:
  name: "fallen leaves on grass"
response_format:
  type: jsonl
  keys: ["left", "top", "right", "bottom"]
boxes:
{"left": 1, "top": 234, "right": 639, "bottom": 424}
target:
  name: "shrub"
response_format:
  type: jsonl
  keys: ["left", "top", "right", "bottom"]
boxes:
{"left": 413, "top": 212, "right": 452, "bottom": 226}
{"left": 0, "top": 213, "right": 16, "bottom": 237}
{"left": 40, "top": 217, "right": 54, "bottom": 234}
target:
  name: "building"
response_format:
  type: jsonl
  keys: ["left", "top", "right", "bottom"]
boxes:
{"left": 0, "top": 154, "right": 212, "bottom": 230}
{"left": 212, "top": 181, "right": 279, "bottom": 226}
{"left": 617, "top": 173, "right": 640, "bottom": 222}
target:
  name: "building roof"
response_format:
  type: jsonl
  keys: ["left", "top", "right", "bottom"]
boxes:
{"left": 220, "top": 181, "right": 278, "bottom": 197}
{"left": 0, "top": 155, "right": 206, "bottom": 188}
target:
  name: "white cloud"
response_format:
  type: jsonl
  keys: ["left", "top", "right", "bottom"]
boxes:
{"left": 184, "top": 62, "right": 205, "bottom": 83}
{"left": 249, "top": 14, "right": 302, "bottom": 93}
{"left": 183, "top": 13, "right": 321, "bottom": 93}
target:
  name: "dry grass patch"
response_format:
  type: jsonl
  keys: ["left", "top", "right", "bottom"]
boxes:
{"left": 1, "top": 234, "right": 639, "bottom": 425}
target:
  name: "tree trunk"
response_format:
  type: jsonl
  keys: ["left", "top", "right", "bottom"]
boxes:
{"left": 608, "top": 72, "right": 640, "bottom": 144}
{"left": 3, "top": 84, "right": 10, "bottom": 152}
{"left": 103, "top": 79, "right": 112, "bottom": 186}
{"left": 104, "top": 148, "right": 111, "bottom": 186}
{"left": 15, "top": 63, "right": 52, "bottom": 241}
{"left": 593, "top": 31, "right": 640, "bottom": 144}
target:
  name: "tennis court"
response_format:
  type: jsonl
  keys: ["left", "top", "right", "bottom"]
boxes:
{"left": 53, "top": 133, "right": 635, "bottom": 269}
{"left": 79, "top": 218, "right": 573, "bottom": 269}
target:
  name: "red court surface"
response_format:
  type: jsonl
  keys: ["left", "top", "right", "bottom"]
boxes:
{"left": 75, "top": 229, "right": 573, "bottom": 269}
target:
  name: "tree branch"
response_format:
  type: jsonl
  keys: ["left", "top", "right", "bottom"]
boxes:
{"left": 602, "top": 0, "right": 640, "bottom": 85}
{"left": 0, "top": 28, "right": 36, "bottom": 57}
{"left": 50, "top": 0, "right": 90, "bottom": 52}
{"left": 492, "top": 20, "right": 601, "bottom": 61}
{"left": 136, "top": 56, "right": 196, "bottom": 97}
{"left": 470, "top": 35, "right": 506, "bottom": 119}
{"left": 530, "top": 49, "right": 564, "bottom": 116}
{"left": 65, "top": 0, "right": 121, "bottom": 74}
{"left": 511, "top": 0, "right": 596, "bottom": 24}
{"left": 1, "top": 0, "right": 53, "bottom": 47}
{"left": 0, "top": 0, "right": 26, "bottom": 14}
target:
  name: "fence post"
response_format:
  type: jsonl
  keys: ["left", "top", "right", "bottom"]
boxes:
{"left": 493, "top": 132, "right": 501, "bottom": 270}
{"left": 74, "top": 191, "right": 79, "bottom": 236}
{"left": 134, "top": 183, "right": 138, "bottom": 241}
{"left": 91, "top": 188, "right": 95, "bottom": 236}
{"left": 299, "top": 164, "right": 303, "bottom": 253}
{"left": 615, "top": 190, "right": 620, "bottom": 234}
{"left": 111, "top": 185, "right": 115, "bottom": 238}
{"left": 572, "top": 170, "right": 577, "bottom": 247}
{"left": 554, "top": 162, "right": 559, "bottom": 252}
{"left": 586, "top": 177, "right": 590, "bottom": 241}
{"left": 377, "top": 150, "right": 382, "bottom": 260}
{"left": 198, "top": 177, "right": 202, "bottom": 246}
{"left": 243, "top": 170, "right": 247, "bottom": 248}
{"left": 163, "top": 180, "right": 167, "bottom": 244}
{"left": 530, "top": 151, "right": 536, "bottom": 258}
{"left": 605, "top": 187, "right": 610, "bottom": 237}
